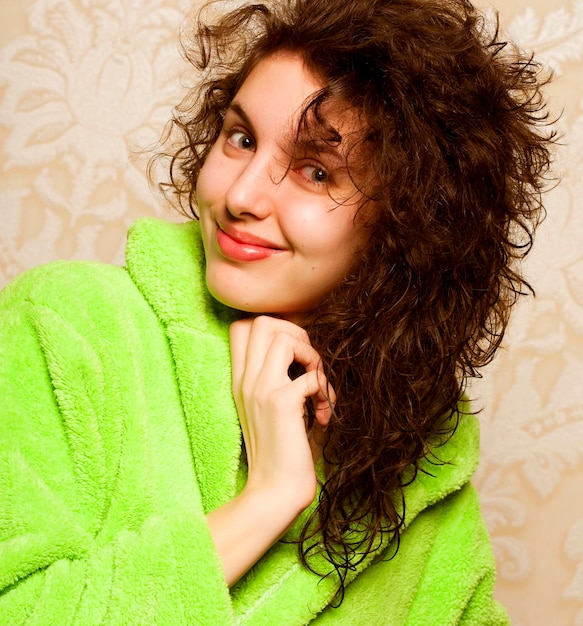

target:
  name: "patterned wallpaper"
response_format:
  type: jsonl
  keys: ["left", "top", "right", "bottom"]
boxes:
{"left": 1, "top": 1, "right": 582, "bottom": 623}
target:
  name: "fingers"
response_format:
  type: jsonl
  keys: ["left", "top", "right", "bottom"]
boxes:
{"left": 291, "top": 368, "right": 335, "bottom": 427}
{"left": 229, "top": 316, "right": 334, "bottom": 504}
{"left": 230, "top": 316, "right": 314, "bottom": 390}
{"left": 229, "top": 316, "right": 335, "bottom": 425}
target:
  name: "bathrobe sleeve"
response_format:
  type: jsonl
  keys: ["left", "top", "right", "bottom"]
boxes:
{"left": 0, "top": 261, "right": 234, "bottom": 625}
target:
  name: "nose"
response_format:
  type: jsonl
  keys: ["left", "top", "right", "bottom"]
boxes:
{"left": 225, "top": 155, "right": 279, "bottom": 221}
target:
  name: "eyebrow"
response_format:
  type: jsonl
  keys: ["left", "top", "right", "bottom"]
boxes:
{"left": 295, "top": 137, "right": 345, "bottom": 166}
{"left": 225, "top": 100, "right": 347, "bottom": 168}
{"left": 225, "top": 102, "right": 255, "bottom": 134}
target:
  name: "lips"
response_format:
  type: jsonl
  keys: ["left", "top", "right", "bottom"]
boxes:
{"left": 216, "top": 226, "right": 284, "bottom": 262}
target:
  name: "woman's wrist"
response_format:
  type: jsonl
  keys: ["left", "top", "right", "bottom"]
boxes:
{"left": 207, "top": 481, "right": 313, "bottom": 586}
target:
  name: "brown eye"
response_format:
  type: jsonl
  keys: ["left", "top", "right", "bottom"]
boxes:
{"left": 300, "top": 164, "right": 329, "bottom": 186}
{"left": 311, "top": 167, "right": 328, "bottom": 183}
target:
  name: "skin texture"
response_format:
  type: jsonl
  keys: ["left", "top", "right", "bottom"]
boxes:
{"left": 208, "top": 316, "right": 332, "bottom": 585}
{"left": 196, "top": 52, "right": 369, "bottom": 324}
{"left": 202, "top": 53, "right": 361, "bottom": 585}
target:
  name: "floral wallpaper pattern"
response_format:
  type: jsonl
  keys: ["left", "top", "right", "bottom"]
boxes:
{"left": 1, "top": 0, "right": 582, "bottom": 623}
{"left": 0, "top": 0, "right": 184, "bottom": 282}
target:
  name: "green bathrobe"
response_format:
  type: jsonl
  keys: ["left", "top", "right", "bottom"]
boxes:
{"left": 0, "top": 218, "right": 508, "bottom": 625}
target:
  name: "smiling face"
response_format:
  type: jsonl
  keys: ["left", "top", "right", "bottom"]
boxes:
{"left": 196, "top": 52, "right": 371, "bottom": 323}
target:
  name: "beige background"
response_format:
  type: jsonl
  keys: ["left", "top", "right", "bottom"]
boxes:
{"left": 1, "top": 0, "right": 582, "bottom": 623}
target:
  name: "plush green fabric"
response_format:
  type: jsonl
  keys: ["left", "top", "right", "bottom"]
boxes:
{"left": 0, "top": 218, "right": 508, "bottom": 625}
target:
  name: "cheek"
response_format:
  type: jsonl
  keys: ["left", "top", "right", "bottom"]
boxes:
{"left": 283, "top": 200, "right": 353, "bottom": 253}
{"left": 308, "top": 215, "right": 363, "bottom": 260}
{"left": 195, "top": 164, "right": 213, "bottom": 210}
{"left": 195, "top": 145, "right": 224, "bottom": 208}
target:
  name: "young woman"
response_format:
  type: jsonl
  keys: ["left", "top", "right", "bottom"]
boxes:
{"left": 0, "top": 0, "right": 554, "bottom": 623}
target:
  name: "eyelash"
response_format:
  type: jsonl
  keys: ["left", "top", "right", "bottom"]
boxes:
{"left": 223, "top": 125, "right": 331, "bottom": 188}
{"left": 294, "top": 163, "right": 330, "bottom": 187}
{"left": 226, "top": 127, "right": 255, "bottom": 151}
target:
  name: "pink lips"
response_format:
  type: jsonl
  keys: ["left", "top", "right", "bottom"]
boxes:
{"left": 216, "top": 226, "right": 283, "bottom": 262}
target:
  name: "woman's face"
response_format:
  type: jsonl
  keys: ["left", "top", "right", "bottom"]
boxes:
{"left": 196, "top": 52, "right": 370, "bottom": 323}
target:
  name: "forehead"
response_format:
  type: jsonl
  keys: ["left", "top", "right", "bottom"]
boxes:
{"left": 231, "top": 52, "right": 322, "bottom": 134}
{"left": 237, "top": 52, "right": 322, "bottom": 103}
{"left": 233, "top": 52, "right": 366, "bottom": 156}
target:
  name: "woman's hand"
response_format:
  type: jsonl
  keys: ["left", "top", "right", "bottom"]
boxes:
{"left": 230, "top": 315, "right": 332, "bottom": 506}
{"left": 207, "top": 316, "right": 334, "bottom": 585}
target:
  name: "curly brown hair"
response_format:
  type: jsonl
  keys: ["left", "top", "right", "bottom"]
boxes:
{"left": 162, "top": 0, "right": 556, "bottom": 599}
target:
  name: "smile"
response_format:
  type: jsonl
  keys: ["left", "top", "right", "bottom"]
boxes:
{"left": 216, "top": 226, "right": 284, "bottom": 262}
